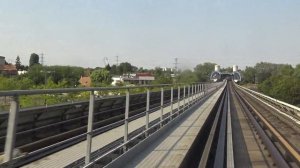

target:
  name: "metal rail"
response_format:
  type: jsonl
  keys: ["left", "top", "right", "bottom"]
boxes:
{"left": 0, "top": 82, "right": 222, "bottom": 166}
{"left": 233, "top": 85, "right": 298, "bottom": 167}
{"left": 84, "top": 83, "right": 224, "bottom": 168}
{"left": 235, "top": 84, "right": 300, "bottom": 119}
{"left": 198, "top": 87, "right": 226, "bottom": 168}
{"left": 226, "top": 86, "right": 234, "bottom": 168}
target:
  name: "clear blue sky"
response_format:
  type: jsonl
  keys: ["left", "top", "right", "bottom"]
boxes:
{"left": 1, "top": 0, "right": 300, "bottom": 69}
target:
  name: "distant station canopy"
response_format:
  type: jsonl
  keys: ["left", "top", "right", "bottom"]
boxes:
{"left": 210, "top": 65, "right": 222, "bottom": 82}
{"left": 210, "top": 64, "right": 241, "bottom": 83}
{"left": 232, "top": 65, "right": 241, "bottom": 83}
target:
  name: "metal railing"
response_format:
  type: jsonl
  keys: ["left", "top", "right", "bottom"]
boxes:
{"left": 235, "top": 84, "right": 300, "bottom": 122}
{"left": 84, "top": 82, "right": 224, "bottom": 167}
{"left": 236, "top": 84, "right": 300, "bottom": 114}
{"left": 0, "top": 82, "right": 223, "bottom": 166}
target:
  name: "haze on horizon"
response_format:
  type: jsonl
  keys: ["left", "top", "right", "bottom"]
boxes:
{"left": 0, "top": 0, "right": 299, "bottom": 70}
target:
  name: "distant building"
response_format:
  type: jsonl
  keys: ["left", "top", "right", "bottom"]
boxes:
{"left": 161, "top": 67, "right": 173, "bottom": 72}
{"left": 112, "top": 73, "right": 155, "bottom": 86}
{"left": 18, "top": 70, "right": 27, "bottom": 75}
{"left": 0, "top": 56, "right": 5, "bottom": 65}
{"left": 0, "top": 56, "right": 17, "bottom": 76}
{"left": 79, "top": 76, "right": 91, "bottom": 87}
{"left": 112, "top": 76, "right": 123, "bottom": 86}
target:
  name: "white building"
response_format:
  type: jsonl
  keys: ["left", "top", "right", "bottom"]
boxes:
{"left": 111, "top": 73, "right": 155, "bottom": 86}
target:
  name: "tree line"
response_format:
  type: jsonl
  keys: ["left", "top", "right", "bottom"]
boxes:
{"left": 241, "top": 62, "right": 300, "bottom": 106}
{"left": 1, "top": 53, "right": 299, "bottom": 107}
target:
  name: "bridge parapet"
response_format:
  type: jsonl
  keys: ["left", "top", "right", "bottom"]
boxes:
{"left": 0, "top": 82, "right": 224, "bottom": 167}
{"left": 235, "top": 84, "right": 300, "bottom": 122}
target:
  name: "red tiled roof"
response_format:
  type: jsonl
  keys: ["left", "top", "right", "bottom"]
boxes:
{"left": 0, "top": 64, "right": 17, "bottom": 71}
{"left": 136, "top": 73, "right": 154, "bottom": 77}
{"left": 79, "top": 76, "right": 91, "bottom": 87}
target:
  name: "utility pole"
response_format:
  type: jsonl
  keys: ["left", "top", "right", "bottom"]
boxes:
{"left": 40, "top": 53, "right": 44, "bottom": 65}
{"left": 174, "top": 58, "right": 178, "bottom": 76}
{"left": 173, "top": 58, "right": 179, "bottom": 83}
{"left": 116, "top": 55, "right": 119, "bottom": 66}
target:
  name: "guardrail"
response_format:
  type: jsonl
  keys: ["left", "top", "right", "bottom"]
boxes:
{"left": 0, "top": 82, "right": 223, "bottom": 166}
{"left": 84, "top": 82, "right": 224, "bottom": 167}
{"left": 235, "top": 84, "right": 300, "bottom": 119}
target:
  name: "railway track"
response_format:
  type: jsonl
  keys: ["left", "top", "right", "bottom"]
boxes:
{"left": 233, "top": 83, "right": 300, "bottom": 167}
{"left": 182, "top": 81, "right": 300, "bottom": 167}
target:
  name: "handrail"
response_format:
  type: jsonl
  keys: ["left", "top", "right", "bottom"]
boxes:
{"left": 1, "top": 82, "right": 224, "bottom": 166}
{"left": 0, "top": 84, "right": 172, "bottom": 96}
{"left": 235, "top": 84, "right": 300, "bottom": 115}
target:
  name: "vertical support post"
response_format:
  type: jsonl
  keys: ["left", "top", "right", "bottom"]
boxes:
{"left": 123, "top": 89, "right": 130, "bottom": 152}
{"left": 177, "top": 86, "right": 180, "bottom": 115}
{"left": 196, "top": 84, "right": 200, "bottom": 101}
{"left": 183, "top": 85, "right": 186, "bottom": 110}
{"left": 170, "top": 87, "right": 173, "bottom": 120}
{"left": 145, "top": 88, "right": 150, "bottom": 137}
{"left": 160, "top": 87, "right": 164, "bottom": 127}
{"left": 195, "top": 84, "right": 198, "bottom": 101}
{"left": 85, "top": 91, "right": 95, "bottom": 165}
{"left": 191, "top": 85, "right": 194, "bottom": 104}
{"left": 4, "top": 96, "right": 19, "bottom": 162}
{"left": 202, "top": 84, "right": 205, "bottom": 96}
{"left": 198, "top": 84, "right": 200, "bottom": 100}
{"left": 200, "top": 84, "right": 202, "bottom": 97}
{"left": 195, "top": 84, "right": 197, "bottom": 101}
{"left": 188, "top": 85, "right": 190, "bottom": 106}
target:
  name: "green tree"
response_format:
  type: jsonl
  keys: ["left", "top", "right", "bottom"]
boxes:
{"left": 194, "top": 62, "right": 215, "bottom": 82}
{"left": 29, "top": 53, "right": 39, "bottom": 67}
{"left": 15, "top": 56, "right": 22, "bottom": 70}
{"left": 105, "top": 64, "right": 111, "bottom": 71}
{"left": 151, "top": 67, "right": 173, "bottom": 84}
{"left": 279, "top": 65, "right": 294, "bottom": 76}
{"left": 0, "top": 77, "right": 18, "bottom": 90}
{"left": 44, "top": 66, "right": 84, "bottom": 86}
{"left": 242, "top": 66, "right": 256, "bottom": 84}
{"left": 90, "top": 69, "right": 112, "bottom": 86}
{"left": 27, "top": 64, "right": 44, "bottom": 84}
{"left": 176, "top": 69, "right": 197, "bottom": 84}
{"left": 118, "top": 62, "right": 137, "bottom": 74}
{"left": 293, "top": 64, "right": 300, "bottom": 78}
{"left": 110, "top": 65, "right": 118, "bottom": 75}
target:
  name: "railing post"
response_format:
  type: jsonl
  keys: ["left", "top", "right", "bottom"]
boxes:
{"left": 195, "top": 84, "right": 198, "bottom": 101}
{"left": 4, "top": 95, "right": 19, "bottom": 163}
{"left": 145, "top": 88, "right": 150, "bottom": 137}
{"left": 195, "top": 84, "right": 197, "bottom": 101}
{"left": 85, "top": 91, "right": 95, "bottom": 165}
{"left": 200, "top": 84, "right": 202, "bottom": 97}
{"left": 183, "top": 85, "right": 186, "bottom": 111}
{"left": 170, "top": 87, "right": 173, "bottom": 120}
{"left": 198, "top": 84, "right": 201, "bottom": 100}
{"left": 191, "top": 84, "right": 194, "bottom": 104}
{"left": 197, "top": 84, "right": 200, "bottom": 100}
{"left": 202, "top": 84, "right": 205, "bottom": 96}
{"left": 123, "top": 89, "right": 130, "bottom": 152}
{"left": 160, "top": 87, "right": 164, "bottom": 128}
{"left": 177, "top": 86, "right": 180, "bottom": 115}
{"left": 188, "top": 85, "right": 190, "bottom": 106}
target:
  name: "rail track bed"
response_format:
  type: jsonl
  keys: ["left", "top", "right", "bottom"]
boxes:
{"left": 181, "top": 81, "right": 300, "bottom": 167}
{"left": 233, "top": 82, "right": 300, "bottom": 167}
